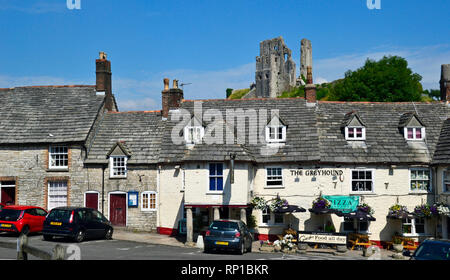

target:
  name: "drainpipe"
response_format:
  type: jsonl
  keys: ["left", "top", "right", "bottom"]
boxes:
{"left": 102, "top": 164, "right": 106, "bottom": 215}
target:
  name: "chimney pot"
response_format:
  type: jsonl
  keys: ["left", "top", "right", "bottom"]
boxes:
{"left": 173, "top": 79, "right": 179, "bottom": 89}
{"left": 163, "top": 78, "right": 170, "bottom": 91}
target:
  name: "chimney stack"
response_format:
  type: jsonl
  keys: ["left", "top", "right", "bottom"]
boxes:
{"left": 96, "top": 52, "right": 115, "bottom": 111}
{"left": 162, "top": 78, "right": 184, "bottom": 119}
{"left": 305, "top": 66, "right": 316, "bottom": 103}
{"left": 441, "top": 64, "right": 450, "bottom": 102}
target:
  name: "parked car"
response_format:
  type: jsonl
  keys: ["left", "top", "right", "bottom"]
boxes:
{"left": 42, "top": 207, "right": 113, "bottom": 243}
{"left": 409, "top": 239, "right": 450, "bottom": 260}
{"left": 204, "top": 219, "right": 253, "bottom": 254}
{"left": 0, "top": 205, "right": 48, "bottom": 235}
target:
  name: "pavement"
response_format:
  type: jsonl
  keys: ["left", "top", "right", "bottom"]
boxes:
{"left": 112, "top": 228, "right": 406, "bottom": 260}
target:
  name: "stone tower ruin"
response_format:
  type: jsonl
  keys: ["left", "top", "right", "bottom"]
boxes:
{"left": 300, "top": 38, "right": 313, "bottom": 81}
{"left": 255, "top": 37, "right": 296, "bottom": 98}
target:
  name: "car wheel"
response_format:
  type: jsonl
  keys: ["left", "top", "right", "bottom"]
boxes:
{"left": 21, "top": 225, "right": 30, "bottom": 236}
{"left": 104, "top": 228, "right": 113, "bottom": 240}
{"left": 247, "top": 241, "right": 252, "bottom": 253}
{"left": 203, "top": 245, "right": 210, "bottom": 254}
{"left": 74, "top": 230, "right": 85, "bottom": 243}
{"left": 239, "top": 241, "right": 245, "bottom": 255}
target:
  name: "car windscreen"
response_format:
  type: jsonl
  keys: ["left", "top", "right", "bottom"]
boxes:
{"left": 209, "top": 221, "right": 239, "bottom": 231}
{"left": 414, "top": 242, "right": 450, "bottom": 260}
{"left": 0, "top": 209, "right": 23, "bottom": 221}
{"left": 47, "top": 209, "right": 72, "bottom": 222}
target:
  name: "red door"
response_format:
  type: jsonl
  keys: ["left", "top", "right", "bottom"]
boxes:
{"left": 85, "top": 193, "right": 99, "bottom": 210}
{"left": 110, "top": 194, "right": 126, "bottom": 226}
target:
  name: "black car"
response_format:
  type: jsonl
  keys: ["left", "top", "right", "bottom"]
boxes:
{"left": 409, "top": 239, "right": 450, "bottom": 260}
{"left": 204, "top": 219, "right": 253, "bottom": 254}
{"left": 42, "top": 207, "right": 113, "bottom": 243}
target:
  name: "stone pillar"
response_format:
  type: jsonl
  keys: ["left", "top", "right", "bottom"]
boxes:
{"left": 240, "top": 208, "right": 247, "bottom": 225}
{"left": 186, "top": 207, "right": 194, "bottom": 244}
{"left": 213, "top": 207, "right": 220, "bottom": 220}
{"left": 442, "top": 216, "right": 448, "bottom": 240}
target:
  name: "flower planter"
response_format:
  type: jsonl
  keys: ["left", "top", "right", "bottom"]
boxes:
{"left": 393, "top": 244, "right": 403, "bottom": 253}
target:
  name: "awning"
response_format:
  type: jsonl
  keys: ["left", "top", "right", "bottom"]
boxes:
{"left": 308, "top": 208, "right": 339, "bottom": 215}
{"left": 336, "top": 209, "right": 376, "bottom": 221}
{"left": 274, "top": 205, "right": 306, "bottom": 213}
{"left": 386, "top": 210, "right": 414, "bottom": 220}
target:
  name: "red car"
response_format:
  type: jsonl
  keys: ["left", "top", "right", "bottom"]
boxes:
{"left": 0, "top": 206, "right": 48, "bottom": 235}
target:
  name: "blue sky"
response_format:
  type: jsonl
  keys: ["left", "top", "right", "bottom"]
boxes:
{"left": 0, "top": 0, "right": 449, "bottom": 110}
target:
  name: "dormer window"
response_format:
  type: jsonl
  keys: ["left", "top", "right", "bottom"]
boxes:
{"left": 342, "top": 111, "right": 366, "bottom": 141}
{"left": 404, "top": 127, "right": 425, "bottom": 141}
{"left": 107, "top": 141, "right": 131, "bottom": 179}
{"left": 185, "top": 126, "right": 204, "bottom": 144}
{"left": 266, "top": 125, "right": 286, "bottom": 143}
{"left": 265, "top": 114, "right": 287, "bottom": 144}
{"left": 345, "top": 126, "right": 366, "bottom": 140}
{"left": 110, "top": 156, "right": 127, "bottom": 178}
{"left": 399, "top": 113, "right": 426, "bottom": 141}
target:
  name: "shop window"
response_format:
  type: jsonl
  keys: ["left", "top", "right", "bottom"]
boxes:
{"left": 402, "top": 217, "right": 426, "bottom": 236}
{"left": 343, "top": 217, "right": 369, "bottom": 233}
{"left": 261, "top": 208, "right": 284, "bottom": 225}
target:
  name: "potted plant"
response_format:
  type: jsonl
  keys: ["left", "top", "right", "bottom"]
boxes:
{"left": 392, "top": 236, "right": 403, "bottom": 253}
{"left": 388, "top": 204, "right": 408, "bottom": 218}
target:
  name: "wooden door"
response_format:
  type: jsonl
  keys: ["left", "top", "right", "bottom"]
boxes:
{"left": 85, "top": 193, "right": 99, "bottom": 210}
{"left": 110, "top": 193, "right": 126, "bottom": 226}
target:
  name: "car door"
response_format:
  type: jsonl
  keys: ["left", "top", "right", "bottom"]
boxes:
{"left": 34, "top": 208, "right": 47, "bottom": 232}
{"left": 91, "top": 210, "right": 107, "bottom": 238}
{"left": 81, "top": 209, "right": 96, "bottom": 238}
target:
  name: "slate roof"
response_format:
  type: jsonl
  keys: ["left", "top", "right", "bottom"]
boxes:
{"left": 317, "top": 102, "right": 449, "bottom": 164}
{"left": 159, "top": 98, "right": 320, "bottom": 163}
{"left": 0, "top": 86, "right": 105, "bottom": 144}
{"left": 432, "top": 118, "right": 450, "bottom": 165}
{"left": 157, "top": 99, "right": 450, "bottom": 165}
{"left": 85, "top": 111, "right": 165, "bottom": 164}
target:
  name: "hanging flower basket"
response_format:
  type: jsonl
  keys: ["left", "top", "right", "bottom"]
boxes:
{"left": 413, "top": 204, "right": 439, "bottom": 218}
{"left": 251, "top": 196, "right": 289, "bottom": 212}
{"left": 311, "top": 196, "right": 331, "bottom": 210}
{"left": 388, "top": 204, "right": 409, "bottom": 219}
{"left": 357, "top": 203, "right": 374, "bottom": 215}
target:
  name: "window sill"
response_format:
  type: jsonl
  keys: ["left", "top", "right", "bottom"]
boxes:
{"left": 109, "top": 176, "right": 127, "bottom": 179}
{"left": 264, "top": 185, "right": 284, "bottom": 189}
{"left": 47, "top": 167, "right": 69, "bottom": 172}
{"left": 408, "top": 191, "right": 432, "bottom": 195}
{"left": 141, "top": 209, "right": 157, "bottom": 212}
{"left": 206, "top": 191, "right": 224, "bottom": 195}
{"left": 350, "top": 192, "right": 375, "bottom": 195}
{"left": 259, "top": 224, "right": 285, "bottom": 228}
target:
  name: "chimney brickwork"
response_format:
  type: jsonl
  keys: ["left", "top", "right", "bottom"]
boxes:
{"left": 162, "top": 78, "right": 184, "bottom": 119}
{"left": 441, "top": 64, "right": 450, "bottom": 102}
{"left": 96, "top": 52, "right": 115, "bottom": 111}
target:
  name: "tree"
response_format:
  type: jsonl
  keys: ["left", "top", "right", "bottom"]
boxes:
{"left": 328, "top": 56, "right": 423, "bottom": 102}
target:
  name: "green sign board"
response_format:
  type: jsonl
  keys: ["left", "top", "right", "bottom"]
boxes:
{"left": 323, "top": 195, "right": 359, "bottom": 213}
